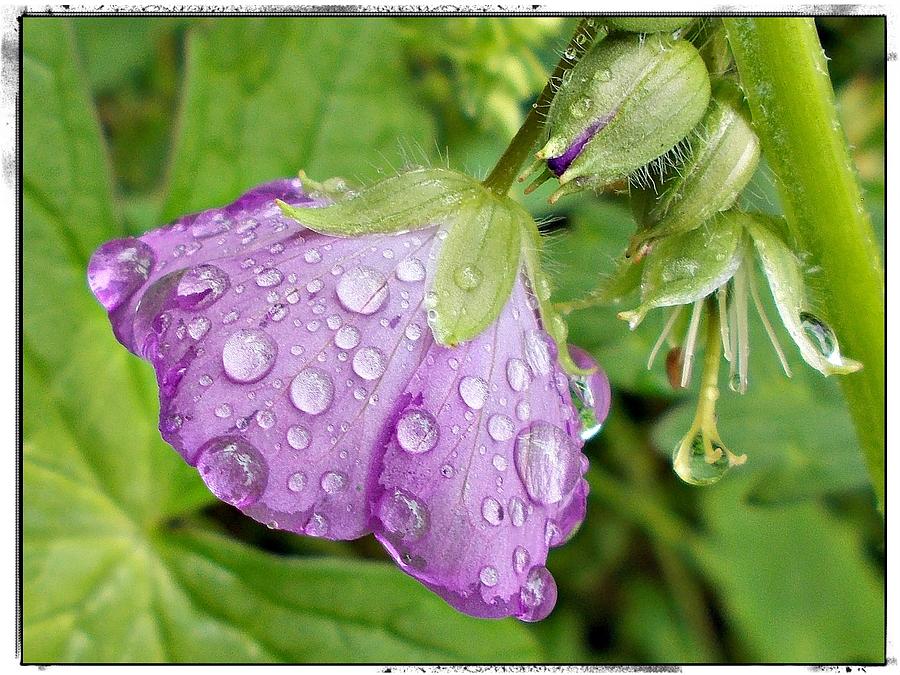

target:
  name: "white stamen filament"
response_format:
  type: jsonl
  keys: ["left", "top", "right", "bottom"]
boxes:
{"left": 648, "top": 305, "right": 684, "bottom": 370}
{"left": 747, "top": 268, "right": 793, "bottom": 378}
{"left": 681, "top": 299, "right": 705, "bottom": 388}
{"left": 717, "top": 285, "right": 732, "bottom": 362}
{"left": 733, "top": 265, "right": 750, "bottom": 394}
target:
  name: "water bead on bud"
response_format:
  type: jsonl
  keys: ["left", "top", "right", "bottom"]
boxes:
{"left": 629, "top": 79, "right": 761, "bottom": 254}
{"left": 673, "top": 430, "right": 747, "bottom": 486}
{"left": 529, "top": 32, "right": 710, "bottom": 200}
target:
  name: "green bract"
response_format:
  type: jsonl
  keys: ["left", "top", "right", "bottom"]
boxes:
{"left": 537, "top": 32, "right": 711, "bottom": 197}
{"left": 619, "top": 211, "right": 745, "bottom": 329}
{"left": 629, "top": 79, "right": 760, "bottom": 254}
{"left": 427, "top": 196, "right": 522, "bottom": 346}
{"left": 605, "top": 17, "right": 694, "bottom": 34}
{"left": 744, "top": 216, "right": 862, "bottom": 376}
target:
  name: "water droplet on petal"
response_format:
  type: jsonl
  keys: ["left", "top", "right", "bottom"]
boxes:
{"left": 506, "top": 358, "right": 531, "bottom": 392}
{"left": 187, "top": 316, "right": 211, "bottom": 340}
{"left": 395, "top": 257, "right": 426, "bottom": 282}
{"left": 196, "top": 436, "right": 268, "bottom": 508}
{"left": 320, "top": 470, "right": 347, "bottom": 494}
{"left": 405, "top": 323, "right": 422, "bottom": 341}
{"left": 290, "top": 367, "right": 334, "bottom": 415}
{"left": 378, "top": 489, "right": 429, "bottom": 541}
{"left": 305, "top": 512, "right": 328, "bottom": 536}
{"left": 509, "top": 496, "right": 527, "bottom": 526}
{"left": 222, "top": 328, "right": 277, "bottom": 383}
{"left": 459, "top": 376, "right": 489, "bottom": 410}
{"left": 524, "top": 330, "right": 556, "bottom": 376}
{"left": 396, "top": 409, "right": 439, "bottom": 454}
{"left": 337, "top": 266, "right": 389, "bottom": 314}
{"left": 514, "top": 422, "right": 580, "bottom": 505}
{"left": 175, "top": 264, "right": 230, "bottom": 310}
{"left": 287, "top": 425, "right": 311, "bottom": 450}
{"left": 287, "top": 471, "right": 306, "bottom": 492}
{"left": 488, "top": 414, "right": 515, "bottom": 442}
{"left": 255, "top": 409, "right": 276, "bottom": 429}
{"left": 352, "top": 346, "right": 387, "bottom": 380}
{"left": 481, "top": 496, "right": 504, "bottom": 525}
{"left": 567, "top": 346, "right": 611, "bottom": 441}
{"left": 519, "top": 566, "right": 557, "bottom": 622}
{"left": 87, "top": 238, "right": 155, "bottom": 311}
{"left": 513, "top": 546, "right": 530, "bottom": 574}
{"left": 492, "top": 454, "right": 508, "bottom": 471}
{"left": 334, "top": 325, "right": 361, "bottom": 350}
{"left": 479, "top": 565, "right": 499, "bottom": 587}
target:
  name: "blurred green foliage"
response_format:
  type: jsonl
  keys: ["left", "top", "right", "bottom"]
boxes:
{"left": 22, "top": 15, "right": 884, "bottom": 664}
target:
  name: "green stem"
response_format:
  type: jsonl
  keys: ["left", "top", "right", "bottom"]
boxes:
{"left": 482, "top": 18, "right": 600, "bottom": 195}
{"left": 724, "top": 18, "right": 885, "bottom": 511}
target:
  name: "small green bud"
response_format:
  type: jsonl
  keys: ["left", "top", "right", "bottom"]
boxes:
{"left": 619, "top": 211, "right": 745, "bottom": 329}
{"left": 629, "top": 79, "right": 760, "bottom": 254}
{"left": 605, "top": 17, "right": 694, "bottom": 34}
{"left": 530, "top": 32, "right": 711, "bottom": 201}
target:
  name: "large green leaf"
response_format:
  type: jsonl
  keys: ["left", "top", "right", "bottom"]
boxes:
{"left": 161, "top": 18, "right": 435, "bottom": 219}
{"left": 22, "top": 18, "right": 542, "bottom": 663}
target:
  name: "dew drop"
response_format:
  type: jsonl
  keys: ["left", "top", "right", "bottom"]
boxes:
{"left": 509, "top": 496, "right": 527, "bottom": 527}
{"left": 519, "top": 566, "right": 557, "bottom": 622}
{"left": 395, "top": 257, "right": 426, "bottom": 282}
{"left": 255, "top": 409, "right": 276, "bottom": 429}
{"left": 187, "top": 316, "right": 211, "bottom": 340}
{"left": 255, "top": 267, "right": 283, "bottom": 288}
{"left": 175, "top": 264, "right": 230, "bottom": 310}
{"left": 195, "top": 436, "right": 268, "bottom": 508}
{"left": 492, "top": 454, "right": 508, "bottom": 471}
{"left": 222, "top": 329, "right": 277, "bottom": 383}
{"left": 304, "top": 248, "right": 322, "bottom": 264}
{"left": 459, "top": 376, "right": 489, "bottom": 410}
{"left": 378, "top": 489, "right": 429, "bottom": 541}
{"left": 352, "top": 346, "right": 387, "bottom": 380}
{"left": 334, "top": 325, "right": 361, "bottom": 350}
{"left": 320, "top": 470, "right": 347, "bottom": 494}
{"left": 481, "top": 496, "right": 504, "bottom": 525}
{"left": 287, "top": 471, "right": 306, "bottom": 492}
{"left": 214, "top": 403, "right": 232, "bottom": 418}
{"left": 396, "top": 409, "right": 439, "bottom": 454}
{"left": 514, "top": 422, "right": 580, "bottom": 505}
{"left": 305, "top": 512, "right": 328, "bottom": 536}
{"left": 286, "top": 425, "right": 311, "bottom": 450}
{"left": 506, "top": 358, "right": 531, "bottom": 392}
{"left": 513, "top": 545, "right": 530, "bottom": 573}
{"left": 488, "top": 414, "right": 515, "bottom": 442}
{"left": 190, "top": 212, "right": 230, "bottom": 238}
{"left": 453, "top": 264, "right": 483, "bottom": 291}
{"left": 290, "top": 367, "right": 335, "bottom": 415}
{"left": 479, "top": 566, "right": 499, "bottom": 587}
{"left": 87, "top": 238, "right": 155, "bottom": 311}
{"left": 337, "top": 266, "right": 389, "bottom": 314}
{"left": 524, "top": 330, "right": 555, "bottom": 376}
{"left": 405, "top": 323, "right": 422, "bottom": 341}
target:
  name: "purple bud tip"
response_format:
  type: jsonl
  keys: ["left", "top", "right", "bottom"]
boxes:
{"left": 546, "top": 114, "right": 612, "bottom": 177}
{"left": 86, "top": 177, "right": 594, "bottom": 622}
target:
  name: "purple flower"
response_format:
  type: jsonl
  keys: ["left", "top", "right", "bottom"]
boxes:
{"left": 87, "top": 178, "right": 610, "bottom": 621}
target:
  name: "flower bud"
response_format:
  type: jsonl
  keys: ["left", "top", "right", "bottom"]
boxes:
{"left": 605, "top": 17, "right": 694, "bottom": 34}
{"left": 629, "top": 79, "right": 760, "bottom": 254}
{"left": 530, "top": 32, "right": 711, "bottom": 201}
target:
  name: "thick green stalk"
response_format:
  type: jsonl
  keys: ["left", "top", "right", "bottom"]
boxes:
{"left": 724, "top": 18, "right": 885, "bottom": 511}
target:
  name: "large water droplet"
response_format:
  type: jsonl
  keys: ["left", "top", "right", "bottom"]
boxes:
{"left": 506, "top": 358, "right": 531, "bottom": 392}
{"left": 378, "top": 489, "right": 429, "bottom": 542}
{"left": 567, "top": 346, "right": 611, "bottom": 441}
{"left": 488, "top": 414, "right": 515, "bottom": 442}
{"left": 187, "top": 316, "right": 211, "bottom": 340}
{"left": 481, "top": 496, "right": 504, "bottom": 525}
{"left": 514, "top": 422, "right": 580, "bottom": 505}
{"left": 396, "top": 409, "right": 439, "bottom": 454}
{"left": 519, "top": 566, "right": 557, "bottom": 622}
{"left": 459, "top": 376, "right": 489, "bottom": 410}
{"left": 305, "top": 512, "right": 328, "bottom": 536}
{"left": 352, "top": 346, "right": 387, "bottom": 380}
{"left": 672, "top": 433, "right": 745, "bottom": 486}
{"left": 290, "top": 367, "right": 334, "bottom": 415}
{"left": 395, "top": 257, "right": 426, "bottom": 282}
{"left": 479, "top": 566, "right": 499, "bottom": 587}
{"left": 87, "top": 238, "right": 155, "bottom": 311}
{"left": 176, "top": 264, "right": 230, "bottom": 310}
{"left": 320, "top": 470, "right": 347, "bottom": 494}
{"left": 524, "top": 330, "right": 556, "bottom": 376}
{"left": 509, "top": 496, "right": 528, "bottom": 527}
{"left": 287, "top": 471, "right": 307, "bottom": 492}
{"left": 222, "top": 329, "right": 277, "bottom": 383}
{"left": 453, "top": 264, "right": 483, "bottom": 291}
{"left": 287, "top": 425, "right": 311, "bottom": 450}
{"left": 799, "top": 311, "right": 838, "bottom": 360}
{"left": 195, "top": 436, "right": 268, "bottom": 508}
{"left": 255, "top": 267, "right": 283, "bottom": 287}
{"left": 334, "top": 325, "right": 361, "bottom": 350}
{"left": 190, "top": 212, "right": 230, "bottom": 238}
{"left": 337, "top": 266, "right": 389, "bottom": 314}
{"left": 513, "top": 546, "right": 530, "bottom": 574}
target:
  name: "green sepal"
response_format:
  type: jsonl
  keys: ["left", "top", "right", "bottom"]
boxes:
{"left": 744, "top": 215, "right": 862, "bottom": 376}
{"left": 629, "top": 79, "right": 760, "bottom": 254}
{"left": 427, "top": 193, "right": 522, "bottom": 347}
{"left": 278, "top": 167, "right": 481, "bottom": 237}
{"left": 605, "top": 17, "right": 695, "bottom": 34}
{"left": 537, "top": 33, "right": 711, "bottom": 191}
{"left": 619, "top": 211, "right": 746, "bottom": 329}
{"left": 520, "top": 217, "right": 593, "bottom": 376}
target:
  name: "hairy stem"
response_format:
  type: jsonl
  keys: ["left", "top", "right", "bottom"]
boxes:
{"left": 482, "top": 18, "right": 600, "bottom": 195}
{"left": 724, "top": 18, "right": 885, "bottom": 511}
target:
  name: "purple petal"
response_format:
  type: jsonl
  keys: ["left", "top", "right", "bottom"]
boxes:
{"left": 546, "top": 113, "right": 614, "bottom": 177}
{"left": 87, "top": 178, "right": 599, "bottom": 621}
{"left": 371, "top": 279, "right": 589, "bottom": 620}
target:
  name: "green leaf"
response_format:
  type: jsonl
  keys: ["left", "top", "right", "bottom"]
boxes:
{"left": 428, "top": 193, "right": 522, "bottom": 346}
{"left": 620, "top": 211, "right": 745, "bottom": 329}
{"left": 23, "top": 18, "right": 542, "bottom": 663}
{"left": 745, "top": 215, "right": 862, "bottom": 376}
{"left": 278, "top": 168, "right": 481, "bottom": 236}
{"left": 161, "top": 18, "right": 435, "bottom": 219}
